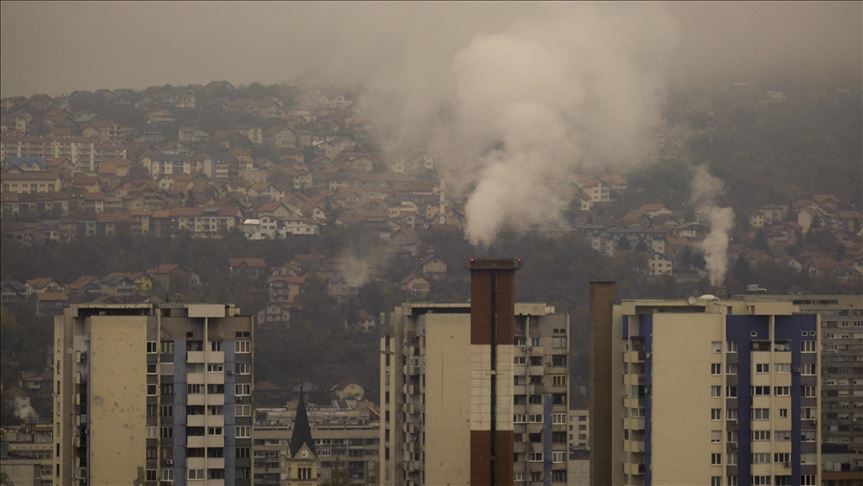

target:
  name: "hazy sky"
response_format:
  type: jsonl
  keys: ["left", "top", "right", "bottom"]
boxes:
{"left": 1, "top": 1, "right": 860, "bottom": 98}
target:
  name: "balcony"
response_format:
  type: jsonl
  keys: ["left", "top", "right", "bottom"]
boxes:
{"left": 624, "top": 441, "right": 645, "bottom": 453}
{"left": 625, "top": 418, "right": 645, "bottom": 430}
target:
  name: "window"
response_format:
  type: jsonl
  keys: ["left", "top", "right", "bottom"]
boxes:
{"left": 147, "top": 363, "right": 157, "bottom": 375}
{"left": 235, "top": 383, "right": 251, "bottom": 396}
{"left": 711, "top": 386, "right": 722, "bottom": 397}
{"left": 752, "top": 408, "right": 770, "bottom": 420}
{"left": 752, "top": 452, "right": 770, "bottom": 463}
{"left": 207, "top": 363, "right": 223, "bottom": 373}
{"left": 188, "top": 384, "right": 204, "bottom": 394}
{"left": 236, "top": 447, "right": 250, "bottom": 458}
{"left": 530, "top": 472, "right": 542, "bottom": 482}
{"left": 298, "top": 467, "right": 313, "bottom": 480}
{"left": 775, "top": 430, "right": 791, "bottom": 441}
{"left": 236, "top": 404, "right": 251, "bottom": 417}
{"left": 160, "top": 405, "right": 173, "bottom": 417}
{"left": 774, "top": 452, "right": 790, "bottom": 463}
{"left": 236, "top": 425, "right": 250, "bottom": 438}
{"left": 774, "top": 386, "right": 790, "bottom": 396}
{"left": 728, "top": 453, "right": 737, "bottom": 465}
{"left": 711, "top": 408, "right": 722, "bottom": 420}
{"left": 160, "top": 426, "right": 172, "bottom": 439}
{"left": 551, "top": 355, "right": 566, "bottom": 366}
{"left": 530, "top": 337, "right": 541, "bottom": 347}
{"left": 146, "top": 470, "right": 157, "bottom": 481}
{"left": 728, "top": 475, "right": 738, "bottom": 486}
{"left": 552, "top": 451, "right": 566, "bottom": 463}
{"left": 755, "top": 363, "right": 770, "bottom": 373}
{"left": 712, "top": 341, "right": 722, "bottom": 353}
{"left": 711, "top": 453, "right": 722, "bottom": 465}
{"left": 752, "top": 475, "right": 771, "bottom": 486}
{"left": 206, "top": 384, "right": 224, "bottom": 394}
{"left": 801, "top": 340, "right": 816, "bottom": 353}
{"left": 210, "top": 341, "right": 222, "bottom": 351}
{"left": 774, "top": 340, "right": 791, "bottom": 351}
{"left": 207, "top": 426, "right": 223, "bottom": 436}
{"left": 801, "top": 474, "right": 816, "bottom": 485}
{"left": 779, "top": 408, "right": 788, "bottom": 418}
{"left": 802, "top": 363, "right": 816, "bottom": 375}
{"left": 160, "top": 383, "right": 173, "bottom": 395}
{"left": 552, "top": 413, "right": 566, "bottom": 424}
{"left": 160, "top": 340, "right": 174, "bottom": 354}
{"left": 236, "top": 362, "right": 251, "bottom": 374}
{"left": 727, "top": 363, "right": 737, "bottom": 375}
{"left": 528, "top": 452, "right": 543, "bottom": 462}
{"left": 752, "top": 386, "right": 771, "bottom": 396}
{"left": 711, "top": 430, "right": 721, "bottom": 443}
{"left": 147, "top": 384, "right": 157, "bottom": 396}
{"left": 801, "top": 385, "right": 816, "bottom": 398}
{"left": 513, "top": 413, "right": 527, "bottom": 423}
{"left": 726, "top": 386, "right": 738, "bottom": 398}
{"left": 147, "top": 426, "right": 157, "bottom": 439}
{"left": 207, "top": 469, "right": 224, "bottom": 480}
{"left": 552, "top": 375, "right": 566, "bottom": 387}
{"left": 712, "top": 477, "right": 722, "bottom": 486}
{"left": 727, "top": 409, "right": 738, "bottom": 421}
{"left": 147, "top": 341, "right": 157, "bottom": 353}
{"left": 752, "top": 430, "right": 771, "bottom": 441}
{"left": 775, "top": 363, "right": 790, "bottom": 373}
{"left": 514, "top": 356, "right": 526, "bottom": 365}
{"left": 147, "top": 447, "right": 157, "bottom": 459}
{"left": 551, "top": 336, "right": 566, "bottom": 348}
{"left": 711, "top": 363, "right": 722, "bottom": 375}
{"left": 236, "top": 340, "right": 251, "bottom": 353}
{"left": 161, "top": 469, "right": 174, "bottom": 481}
{"left": 207, "top": 405, "right": 223, "bottom": 416}
{"left": 727, "top": 340, "right": 737, "bottom": 352}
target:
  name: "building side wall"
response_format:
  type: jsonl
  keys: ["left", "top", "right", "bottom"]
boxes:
{"left": 425, "top": 313, "right": 471, "bottom": 485}
{"left": 89, "top": 315, "right": 147, "bottom": 485}
{"left": 650, "top": 313, "right": 721, "bottom": 485}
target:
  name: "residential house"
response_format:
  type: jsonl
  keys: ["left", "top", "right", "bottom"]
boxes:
{"left": 420, "top": 255, "right": 448, "bottom": 280}
{"left": 230, "top": 257, "right": 267, "bottom": 280}
{"left": 399, "top": 273, "right": 430, "bottom": 299}
{"left": 24, "top": 277, "right": 64, "bottom": 297}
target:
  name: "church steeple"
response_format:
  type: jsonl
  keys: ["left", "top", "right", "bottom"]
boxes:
{"left": 289, "top": 386, "right": 315, "bottom": 457}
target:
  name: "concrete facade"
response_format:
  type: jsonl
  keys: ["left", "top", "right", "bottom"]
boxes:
{"left": 380, "top": 301, "right": 570, "bottom": 485}
{"left": 52, "top": 303, "right": 253, "bottom": 486}
{"left": 594, "top": 294, "right": 821, "bottom": 486}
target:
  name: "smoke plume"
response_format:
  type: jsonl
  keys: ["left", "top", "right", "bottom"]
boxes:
{"left": 691, "top": 165, "right": 735, "bottom": 287}
{"left": 336, "top": 255, "right": 372, "bottom": 288}
{"left": 14, "top": 396, "right": 39, "bottom": 423}
{"left": 336, "top": 3, "right": 678, "bottom": 245}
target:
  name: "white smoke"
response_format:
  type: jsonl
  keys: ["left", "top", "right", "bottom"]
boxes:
{"left": 14, "top": 396, "right": 39, "bottom": 423}
{"left": 315, "top": 3, "right": 678, "bottom": 246}
{"left": 691, "top": 165, "right": 735, "bottom": 286}
{"left": 336, "top": 255, "right": 371, "bottom": 288}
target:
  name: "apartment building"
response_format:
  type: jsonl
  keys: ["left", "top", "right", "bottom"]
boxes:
{"left": 742, "top": 294, "right": 863, "bottom": 485}
{"left": 253, "top": 398, "right": 380, "bottom": 486}
{"left": 53, "top": 303, "right": 253, "bottom": 486}
{"left": 380, "top": 258, "right": 570, "bottom": 486}
{"left": 590, "top": 285, "right": 821, "bottom": 486}
{"left": 0, "top": 423, "right": 54, "bottom": 485}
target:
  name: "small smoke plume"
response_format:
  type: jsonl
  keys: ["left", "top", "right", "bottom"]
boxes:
{"left": 14, "top": 396, "right": 39, "bottom": 423}
{"left": 336, "top": 255, "right": 371, "bottom": 288}
{"left": 691, "top": 165, "right": 735, "bottom": 286}
{"left": 318, "top": 3, "right": 678, "bottom": 246}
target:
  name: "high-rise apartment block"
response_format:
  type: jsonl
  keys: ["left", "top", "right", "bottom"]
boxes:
{"left": 590, "top": 286, "right": 821, "bottom": 486}
{"left": 380, "top": 258, "right": 570, "bottom": 486}
{"left": 53, "top": 303, "right": 253, "bottom": 486}
{"left": 742, "top": 294, "right": 863, "bottom": 485}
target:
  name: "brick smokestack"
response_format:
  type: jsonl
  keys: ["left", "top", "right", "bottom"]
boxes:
{"left": 469, "top": 257, "right": 519, "bottom": 486}
{"left": 589, "top": 281, "right": 617, "bottom": 486}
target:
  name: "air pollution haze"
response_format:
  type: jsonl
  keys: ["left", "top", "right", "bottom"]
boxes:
{"left": 691, "top": 165, "right": 735, "bottom": 287}
{"left": 345, "top": 4, "right": 677, "bottom": 245}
